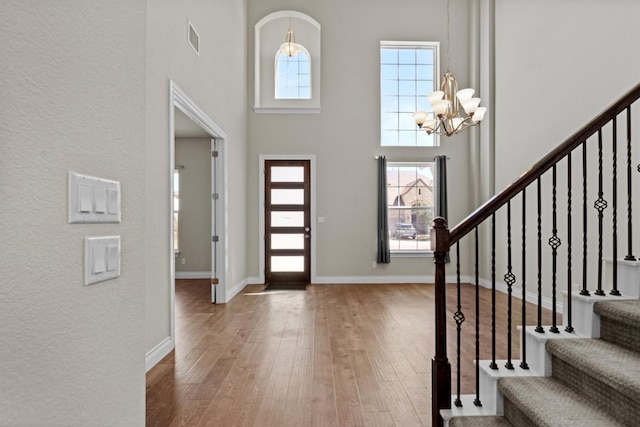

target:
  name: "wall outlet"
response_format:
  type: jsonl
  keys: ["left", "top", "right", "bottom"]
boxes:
{"left": 181, "top": 258, "right": 186, "bottom": 265}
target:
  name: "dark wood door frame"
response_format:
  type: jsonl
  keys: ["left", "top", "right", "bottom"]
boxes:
{"left": 264, "top": 159, "right": 311, "bottom": 285}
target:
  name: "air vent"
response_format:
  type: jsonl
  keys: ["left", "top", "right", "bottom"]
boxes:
{"left": 188, "top": 20, "right": 199, "bottom": 55}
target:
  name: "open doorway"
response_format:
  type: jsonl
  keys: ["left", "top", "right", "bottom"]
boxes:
{"left": 169, "top": 81, "right": 227, "bottom": 345}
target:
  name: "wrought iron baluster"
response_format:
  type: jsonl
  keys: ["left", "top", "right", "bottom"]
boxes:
{"left": 454, "top": 242, "right": 464, "bottom": 407}
{"left": 504, "top": 201, "right": 515, "bottom": 368}
{"left": 566, "top": 153, "right": 574, "bottom": 333}
{"left": 536, "top": 178, "right": 544, "bottom": 333}
{"left": 490, "top": 214, "right": 498, "bottom": 370}
{"left": 625, "top": 106, "right": 636, "bottom": 261}
{"left": 549, "top": 166, "right": 561, "bottom": 333}
{"left": 520, "top": 189, "right": 530, "bottom": 369}
{"left": 473, "top": 227, "right": 482, "bottom": 407}
{"left": 595, "top": 129, "right": 607, "bottom": 296}
{"left": 581, "top": 141, "right": 590, "bottom": 296}
{"left": 612, "top": 116, "right": 621, "bottom": 296}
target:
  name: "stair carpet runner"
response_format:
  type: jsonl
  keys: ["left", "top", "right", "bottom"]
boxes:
{"left": 448, "top": 290, "right": 640, "bottom": 426}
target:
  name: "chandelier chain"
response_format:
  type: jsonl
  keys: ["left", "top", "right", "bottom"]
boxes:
{"left": 446, "top": 0, "right": 450, "bottom": 72}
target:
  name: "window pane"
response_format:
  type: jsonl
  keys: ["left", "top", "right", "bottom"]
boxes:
{"left": 399, "top": 131, "right": 416, "bottom": 146}
{"left": 276, "top": 52, "right": 311, "bottom": 99}
{"left": 381, "top": 96, "right": 398, "bottom": 113}
{"left": 271, "top": 189, "right": 304, "bottom": 205}
{"left": 398, "top": 49, "right": 415, "bottom": 64}
{"left": 271, "top": 234, "right": 305, "bottom": 250}
{"left": 381, "top": 64, "right": 398, "bottom": 80}
{"left": 271, "top": 211, "right": 304, "bottom": 227}
{"left": 380, "top": 48, "right": 398, "bottom": 64}
{"left": 381, "top": 79, "right": 398, "bottom": 96}
{"left": 416, "top": 49, "right": 433, "bottom": 64}
{"left": 271, "top": 166, "right": 304, "bottom": 182}
{"left": 398, "top": 65, "right": 416, "bottom": 80}
{"left": 271, "top": 256, "right": 305, "bottom": 272}
{"left": 398, "top": 81, "right": 415, "bottom": 96}
{"left": 416, "top": 80, "right": 433, "bottom": 97}
{"left": 399, "top": 112, "right": 416, "bottom": 129}
{"left": 417, "top": 65, "right": 434, "bottom": 79}
{"left": 382, "top": 113, "right": 399, "bottom": 130}
{"left": 399, "top": 96, "right": 416, "bottom": 112}
{"left": 381, "top": 131, "right": 398, "bottom": 146}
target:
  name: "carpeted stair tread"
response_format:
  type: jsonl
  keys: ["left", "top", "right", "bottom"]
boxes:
{"left": 594, "top": 300, "right": 640, "bottom": 327}
{"left": 498, "top": 377, "right": 625, "bottom": 426}
{"left": 546, "top": 338, "right": 640, "bottom": 402}
{"left": 449, "top": 416, "right": 512, "bottom": 426}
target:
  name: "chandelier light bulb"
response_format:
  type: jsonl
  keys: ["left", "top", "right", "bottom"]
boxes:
{"left": 472, "top": 107, "right": 487, "bottom": 122}
{"left": 427, "top": 91, "right": 445, "bottom": 106}
{"left": 432, "top": 100, "right": 450, "bottom": 116}
{"left": 413, "top": 111, "right": 428, "bottom": 127}
{"left": 462, "top": 98, "right": 481, "bottom": 114}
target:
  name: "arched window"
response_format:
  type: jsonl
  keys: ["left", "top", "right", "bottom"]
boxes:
{"left": 275, "top": 50, "right": 311, "bottom": 99}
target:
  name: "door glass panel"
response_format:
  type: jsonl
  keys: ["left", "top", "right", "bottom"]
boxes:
{"left": 271, "top": 256, "right": 305, "bottom": 272}
{"left": 271, "top": 166, "right": 304, "bottom": 182}
{"left": 271, "top": 211, "right": 304, "bottom": 227}
{"left": 271, "top": 234, "right": 305, "bottom": 250}
{"left": 271, "top": 189, "right": 304, "bottom": 205}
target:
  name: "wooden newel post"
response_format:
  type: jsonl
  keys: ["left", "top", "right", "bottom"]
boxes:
{"left": 431, "top": 217, "right": 451, "bottom": 427}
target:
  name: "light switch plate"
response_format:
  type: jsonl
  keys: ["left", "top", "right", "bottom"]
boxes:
{"left": 69, "top": 172, "right": 121, "bottom": 223}
{"left": 85, "top": 236, "right": 120, "bottom": 285}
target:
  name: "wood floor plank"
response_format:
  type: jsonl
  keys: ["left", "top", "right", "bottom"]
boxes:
{"left": 147, "top": 280, "right": 557, "bottom": 426}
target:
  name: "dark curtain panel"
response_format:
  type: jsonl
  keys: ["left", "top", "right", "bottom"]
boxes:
{"left": 377, "top": 156, "right": 391, "bottom": 263}
{"left": 434, "top": 155, "right": 450, "bottom": 262}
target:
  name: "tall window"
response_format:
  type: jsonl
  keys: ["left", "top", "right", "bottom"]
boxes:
{"left": 275, "top": 51, "right": 311, "bottom": 99}
{"left": 387, "top": 162, "right": 435, "bottom": 254}
{"left": 380, "top": 42, "right": 438, "bottom": 147}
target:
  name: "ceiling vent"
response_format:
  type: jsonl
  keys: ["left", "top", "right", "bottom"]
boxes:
{"left": 188, "top": 20, "right": 200, "bottom": 55}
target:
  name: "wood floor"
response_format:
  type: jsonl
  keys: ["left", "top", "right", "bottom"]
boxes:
{"left": 146, "top": 281, "right": 556, "bottom": 426}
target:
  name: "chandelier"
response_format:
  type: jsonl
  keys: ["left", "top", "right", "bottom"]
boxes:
{"left": 279, "top": 18, "right": 303, "bottom": 57}
{"left": 413, "top": 0, "right": 486, "bottom": 137}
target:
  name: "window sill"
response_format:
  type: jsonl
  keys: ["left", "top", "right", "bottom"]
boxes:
{"left": 391, "top": 251, "right": 434, "bottom": 258}
{"left": 253, "top": 107, "right": 321, "bottom": 114}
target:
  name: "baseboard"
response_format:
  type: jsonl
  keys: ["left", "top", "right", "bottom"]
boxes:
{"left": 145, "top": 336, "right": 173, "bottom": 373}
{"left": 312, "top": 275, "right": 471, "bottom": 284}
{"left": 478, "top": 278, "right": 563, "bottom": 314}
{"left": 246, "top": 276, "right": 264, "bottom": 285}
{"left": 226, "top": 278, "right": 249, "bottom": 302}
{"left": 175, "top": 271, "right": 210, "bottom": 279}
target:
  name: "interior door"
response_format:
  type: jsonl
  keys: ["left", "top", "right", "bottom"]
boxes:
{"left": 265, "top": 160, "right": 311, "bottom": 285}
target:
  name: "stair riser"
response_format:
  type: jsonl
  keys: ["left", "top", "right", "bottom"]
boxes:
{"left": 503, "top": 398, "right": 536, "bottom": 427}
{"left": 551, "top": 355, "right": 639, "bottom": 426}
{"left": 600, "top": 316, "right": 640, "bottom": 353}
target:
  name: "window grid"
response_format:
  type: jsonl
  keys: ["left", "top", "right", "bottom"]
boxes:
{"left": 387, "top": 163, "right": 435, "bottom": 254}
{"left": 381, "top": 44, "right": 437, "bottom": 147}
{"left": 276, "top": 52, "right": 311, "bottom": 99}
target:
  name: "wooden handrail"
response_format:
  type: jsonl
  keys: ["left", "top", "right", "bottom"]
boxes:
{"left": 449, "top": 82, "right": 640, "bottom": 246}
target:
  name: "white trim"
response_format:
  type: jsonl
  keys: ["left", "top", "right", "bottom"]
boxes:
{"left": 478, "top": 278, "right": 563, "bottom": 314}
{"left": 175, "top": 271, "right": 211, "bottom": 279}
{"left": 145, "top": 337, "right": 173, "bottom": 373}
{"left": 258, "top": 154, "right": 317, "bottom": 284}
{"left": 165, "top": 80, "right": 229, "bottom": 372}
{"left": 246, "top": 276, "right": 263, "bottom": 285}
{"left": 226, "top": 278, "right": 249, "bottom": 301}
{"left": 254, "top": 10, "right": 321, "bottom": 111}
{"left": 253, "top": 107, "right": 321, "bottom": 114}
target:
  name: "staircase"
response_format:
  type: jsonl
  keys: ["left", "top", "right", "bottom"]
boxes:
{"left": 447, "top": 262, "right": 640, "bottom": 426}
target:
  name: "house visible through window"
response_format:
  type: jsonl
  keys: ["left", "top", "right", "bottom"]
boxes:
{"left": 380, "top": 41, "right": 438, "bottom": 147}
{"left": 387, "top": 162, "right": 435, "bottom": 254}
{"left": 275, "top": 50, "right": 311, "bottom": 99}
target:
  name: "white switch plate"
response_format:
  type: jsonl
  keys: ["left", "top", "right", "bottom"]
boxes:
{"left": 69, "top": 172, "right": 121, "bottom": 223}
{"left": 85, "top": 236, "right": 120, "bottom": 285}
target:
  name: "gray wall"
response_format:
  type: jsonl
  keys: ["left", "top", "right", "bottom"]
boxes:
{"left": 175, "top": 138, "right": 212, "bottom": 273}
{"left": 247, "top": 0, "right": 474, "bottom": 280}
{"left": 0, "top": 1, "right": 147, "bottom": 424}
{"left": 145, "top": 0, "right": 248, "bottom": 353}
{"left": 488, "top": 0, "right": 640, "bottom": 300}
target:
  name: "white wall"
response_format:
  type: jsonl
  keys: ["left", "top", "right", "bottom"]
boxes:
{"left": 175, "top": 138, "right": 212, "bottom": 273}
{"left": 484, "top": 0, "right": 640, "bottom": 300}
{"left": 0, "top": 1, "right": 146, "bottom": 424}
{"left": 247, "top": 0, "right": 475, "bottom": 280}
{"left": 145, "top": 0, "right": 248, "bottom": 354}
